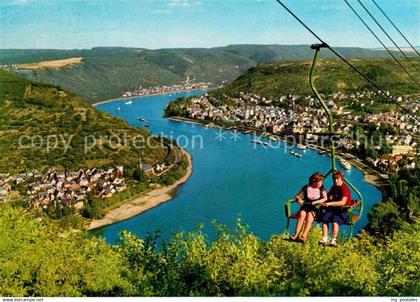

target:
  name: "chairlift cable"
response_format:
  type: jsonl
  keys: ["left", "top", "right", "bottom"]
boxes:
{"left": 356, "top": 0, "right": 420, "bottom": 74}
{"left": 273, "top": 0, "right": 420, "bottom": 124}
{"left": 344, "top": 0, "right": 420, "bottom": 87}
{"left": 370, "top": 0, "right": 420, "bottom": 57}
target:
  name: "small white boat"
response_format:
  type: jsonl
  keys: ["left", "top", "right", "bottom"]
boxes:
{"left": 117, "top": 107, "right": 121, "bottom": 111}
{"left": 125, "top": 100, "right": 133, "bottom": 105}
{"left": 290, "top": 151, "right": 303, "bottom": 158}
{"left": 296, "top": 144, "right": 307, "bottom": 150}
{"left": 339, "top": 159, "right": 352, "bottom": 170}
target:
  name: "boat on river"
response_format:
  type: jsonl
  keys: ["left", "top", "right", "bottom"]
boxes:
{"left": 251, "top": 139, "right": 269, "bottom": 147}
{"left": 125, "top": 100, "right": 133, "bottom": 105}
{"left": 339, "top": 159, "right": 351, "bottom": 170}
{"left": 296, "top": 144, "right": 307, "bottom": 150}
{"left": 290, "top": 151, "right": 303, "bottom": 158}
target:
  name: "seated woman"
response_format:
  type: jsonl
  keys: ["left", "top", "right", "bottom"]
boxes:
{"left": 319, "top": 170, "right": 352, "bottom": 247}
{"left": 290, "top": 172, "right": 327, "bottom": 242}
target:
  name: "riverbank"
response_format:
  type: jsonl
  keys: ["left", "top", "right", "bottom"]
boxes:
{"left": 169, "top": 115, "right": 388, "bottom": 192}
{"left": 168, "top": 116, "right": 202, "bottom": 125}
{"left": 88, "top": 148, "right": 193, "bottom": 230}
{"left": 92, "top": 88, "right": 207, "bottom": 107}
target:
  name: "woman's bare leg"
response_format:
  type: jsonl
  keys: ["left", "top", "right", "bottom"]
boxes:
{"left": 301, "top": 212, "right": 315, "bottom": 240}
{"left": 332, "top": 223, "right": 339, "bottom": 239}
{"left": 322, "top": 223, "right": 329, "bottom": 238}
{"left": 292, "top": 211, "right": 307, "bottom": 239}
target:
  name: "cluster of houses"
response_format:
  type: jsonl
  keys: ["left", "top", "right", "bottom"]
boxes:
{"left": 0, "top": 170, "right": 42, "bottom": 201}
{"left": 187, "top": 93, "right": 347, "bottom": 135}
{"left": 368, "top": 150, "right": 417, "bottom": 172}
{"left": 0, "top": 183, "right": 11, "bottom": 201}
{"left": 26, "top": 166, "right": 126, "bottom": 209}
{"left": 122, "top": 81, "right": 210, "bottom": 98}
{"left": 184, "top": 91, "right": 418, "bottom": 173}
{"left": 1, "top": 64, "right": 19, "bottom": 71}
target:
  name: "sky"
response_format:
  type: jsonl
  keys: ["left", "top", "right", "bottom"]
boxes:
{"left": 0, "top": 0, "right": 419, "bottom": 49}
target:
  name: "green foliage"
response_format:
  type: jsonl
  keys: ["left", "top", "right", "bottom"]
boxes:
{"left": 81, "top": 182, "right": 149, "bottom": 219}
{"left": 0, "top": 206, "right": 418, "bottom": 297}
{"left": 115, "top": 220, "right": 419, "bottom": 296}
{"left": 0, "top": 206, "right": 132, "bottom": 296}
{"left": 367, "top": 167, "right": 420, "bottom": 237}
{"left": 82, "top": 194, "right": 104, "bottom": 219}
{"left": 133, "top": 169, "right": 146, "bottom": 182}
{"left": 374, "top": 222, "right": 420, "bottom": 296}
{"left": 212, "top": 58, "right": 420, "bottom": 100}
{"left": 0, "top": 69, "right": 167, "bottom": 174}
{"left": 367, "top": 201, "right": 404, "bottom": 236}
{"left": 164, "top": 97, "right": 192, "bottom": 117}
{"left": 160, "top": 155, "right": 188, "bottom": 185}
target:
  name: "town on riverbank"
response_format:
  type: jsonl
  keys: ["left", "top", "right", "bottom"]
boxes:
{"left": 0, "top": 142, "right": 192, "bottom": 229}
{"left": 121, "top": 80, "right": 211, "bottom": 99}
{"left": 165, "top": 90, "right": 418, "bottom": 183}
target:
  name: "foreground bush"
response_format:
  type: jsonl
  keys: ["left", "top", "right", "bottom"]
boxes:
{"left": 0, "top": 207, "right": 418, "bottom": 296}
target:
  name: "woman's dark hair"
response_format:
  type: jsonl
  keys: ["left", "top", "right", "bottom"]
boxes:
{"left": 309, "top": 172, "right": 324, "bottom": 184}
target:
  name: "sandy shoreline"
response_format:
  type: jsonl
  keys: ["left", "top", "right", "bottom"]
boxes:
{"left": 88, "top": 148, "right": 193, "bottom": 230}
{"left": 168, "top": 116, "right": 202, "bottom": 125}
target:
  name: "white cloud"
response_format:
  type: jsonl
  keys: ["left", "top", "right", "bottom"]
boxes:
{"left": 167, "top": 0, "right": 202, "bottom": 9}
{"left": 0, "top": 0, "right": 31, "bottom": 7}
{"left": 151, "top": 0, "right": 202, "bottom": 14}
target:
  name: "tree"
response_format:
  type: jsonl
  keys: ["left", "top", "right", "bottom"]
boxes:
{"left": 367, "top": 201, "right": 404, "bottom": 237}
{"left": 133, "top": 169, "right": 146, "bottom": 182}
{"left": 81, "top": 194, "right": 104, "bottom": 219}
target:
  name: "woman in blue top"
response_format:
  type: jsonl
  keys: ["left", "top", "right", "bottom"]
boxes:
{"left": 290, "top": 172, "right": 327, "bottom": 242}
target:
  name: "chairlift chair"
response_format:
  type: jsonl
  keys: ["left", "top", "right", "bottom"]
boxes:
{"left": 283, "top": 44, "right": 364, "bottom": 239}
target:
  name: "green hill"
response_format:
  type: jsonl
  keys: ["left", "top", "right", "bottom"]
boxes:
{"left": 1, "top": 45, "right": 406, "bottom": 103}
{"left": 0, "top": 70, "right": 166, "bottom": 175}
{"left": 212, "top": 57, "right": 420, "bottom": 99}
{"left": 165, "top": 57, "right": 420, "bottom": 118}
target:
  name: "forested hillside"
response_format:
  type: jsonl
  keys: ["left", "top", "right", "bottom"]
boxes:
{"left": 212, "top": 57, "right": 420, "bottom": 98}
{"left": 0, "top": 70, "right": 166, "bottom": 174}
{"left": 1, "top": 45, "right": 404, "bottom": 103}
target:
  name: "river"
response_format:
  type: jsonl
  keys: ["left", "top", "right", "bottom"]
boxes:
{"left": 94, "top": 90, "right": 382, "bottom": 243}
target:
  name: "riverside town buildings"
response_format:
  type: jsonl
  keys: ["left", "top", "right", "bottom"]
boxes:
{"left": 0, "top": 166, "right": 127, "bottom": 208}
{"left": 184, "top": 91, "right": 418, "bottom": 173}
{"left": 122, "top": 82, "right": 210, "bottom": 98}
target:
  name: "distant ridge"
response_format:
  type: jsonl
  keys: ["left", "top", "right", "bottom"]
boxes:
{"left": 0, "top": 45, "right": 405, "bottom": 103}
